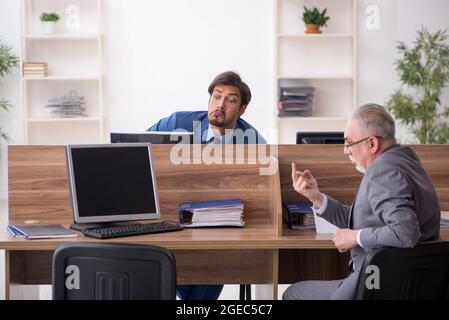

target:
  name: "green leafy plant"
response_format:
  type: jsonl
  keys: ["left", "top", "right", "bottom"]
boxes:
{"left": 40, "top": 12, "right": 61, "bottom": 22}
{"left": 302, "top": 6, "right": 330, "bottom": 27}
{"left": 386, "top": 27, "right": 449, "bottom": 144}
{"left": 0, "top": 41, "right": 19, "bottom": 142}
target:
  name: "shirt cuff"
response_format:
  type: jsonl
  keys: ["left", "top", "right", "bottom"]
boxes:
{"left": 312, "top": 193, "right": 327, "bottom": 215}
{"left": 356, "top": 229, "right": 363, "bottom": 247}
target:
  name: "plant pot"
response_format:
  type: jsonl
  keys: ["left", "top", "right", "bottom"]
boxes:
{"left": 42, "top": 21, "right": 57, "bottom": 34}
{"left": 305, "top": 24, "right": 321, "bottom": 34}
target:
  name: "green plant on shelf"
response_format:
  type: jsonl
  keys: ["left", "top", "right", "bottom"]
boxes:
{"left": 40, "top": 12, "right": 61, "bottom": 22}
{"left": 301, "top": 6, "right": 330, "bottom": 34}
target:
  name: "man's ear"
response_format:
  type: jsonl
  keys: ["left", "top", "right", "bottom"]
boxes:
{"left": 369, "top": 136, "right": 380, "bottom": 153}
{"left": 238, "top": 105, "right": 247, "bottom": 117}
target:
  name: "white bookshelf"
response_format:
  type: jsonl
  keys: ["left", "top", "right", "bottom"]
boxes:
{"left": 27, "top": 117, "right": 101, "bottom": 123}
{"left": 21, "top": 0, "right": 104, "bottom": 145}
{"left": 274, "top": 0, "right": 357, "bottom": 144}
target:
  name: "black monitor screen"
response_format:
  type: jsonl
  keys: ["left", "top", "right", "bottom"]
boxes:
{"left": 110, "top": 131, "right": 193, "bottom": 144}
{"left": 66, "top": 144, "right": 160, "bottom": 223}
{"left": 296, "top": 132, "right": 344, "bottom": 144}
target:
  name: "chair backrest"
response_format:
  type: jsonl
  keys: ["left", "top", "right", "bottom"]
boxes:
{"left": 52, "top": 242, "right": 176, "bottom": 300}
{"left": 356, "top": 240, "right": 449, "bottom": 300}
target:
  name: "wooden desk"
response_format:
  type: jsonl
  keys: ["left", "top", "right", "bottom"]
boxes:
{"left": 276, "top": 144, "right": 449, "bottom": 283}
{"left": 2, "top": 144, "right": 448, "bottom": 299}
{"left": 3, "top": 144, "right": 283, "bottom": 299}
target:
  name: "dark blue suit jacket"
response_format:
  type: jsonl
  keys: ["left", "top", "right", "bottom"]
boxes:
{"left": 147, "top": 111, "right": 266, "bottom": 144}
{"left": 147, "top": 111, "right": 265, "bottom": 300}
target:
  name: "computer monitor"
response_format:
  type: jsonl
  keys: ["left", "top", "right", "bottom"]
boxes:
{"left": 110, "top": 131, "right": 193, "bottom": 144}
{"left": 66, "top": 143, "right": 160, "bottom": 229}
{"left": 296, "top": 131, "right": 345, "bottom": 144}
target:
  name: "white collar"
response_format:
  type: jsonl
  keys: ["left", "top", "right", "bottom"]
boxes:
{"left": 206, "top": 126, "right": 234, "bottom": 144}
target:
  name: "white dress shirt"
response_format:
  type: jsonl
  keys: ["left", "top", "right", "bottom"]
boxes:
{"left": 312, "top": 193, "right": 363, "bottom": 247}
{"left": 206, "top": 127, "right": 234, "bottom": 144}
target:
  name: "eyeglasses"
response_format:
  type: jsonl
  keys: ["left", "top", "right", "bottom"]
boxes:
{"left": 344, "top": 136, "right": 383, "bottom": 148}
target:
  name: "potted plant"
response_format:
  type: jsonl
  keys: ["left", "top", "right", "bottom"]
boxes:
{"left": 40, "top": 12, "right": 61, "bottom": 34}
{"left": 0, "top": 40, "right": 19, "bottom": 142}
{"left": 386, "top": 27, "right": 449, "bottom": 144}
{"left": 301, "top": 6, "right": 330, "bottom": 34}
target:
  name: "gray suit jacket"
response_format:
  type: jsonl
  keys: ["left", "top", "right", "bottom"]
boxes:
{"left": 319, "top": 144, "right": 440, "bottom": 272}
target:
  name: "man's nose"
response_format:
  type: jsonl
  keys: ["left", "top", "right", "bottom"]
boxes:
{"left": 343, "top": 146, "right": 350, "bottom": 155}
{"left": 216, "top": 98, "right": 225, "bottom": 110}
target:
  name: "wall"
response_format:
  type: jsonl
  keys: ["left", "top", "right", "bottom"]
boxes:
{"left": 0, "top": 0, "right": 22, "bottom": 200}
{"left": 357, "top": 0, "right": 449, "bottom": 142}
{"left": 103, "top": 0, "right": 274, "bottom": 137}
{"left": 1, "top": 0, "right": 449, "bottom": 199}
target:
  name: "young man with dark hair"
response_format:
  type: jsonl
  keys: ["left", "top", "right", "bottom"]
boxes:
{"left": 148, "top": 71, "right": 265, "bottom": 144}
{"left": 148, "top": 71, "right": 265, "bottom": 300}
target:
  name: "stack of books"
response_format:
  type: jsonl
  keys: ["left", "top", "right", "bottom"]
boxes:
{"left": 178, "top": 198, "right": 245, "bottom": 227}
{"left": 22, "top": 62, "right": 48, "bottom": 77}
{"left": 7, "top": 224, "right": 78, "bottom": 239}
{"left": 283, "top": 201, "right": 315, "bottom": 229}
{"left": 278, "top": 86, "right": 314, "bottom": 117}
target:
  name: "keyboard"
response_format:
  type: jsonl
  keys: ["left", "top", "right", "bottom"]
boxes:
{"left": 81, "top": 221, "right": 183, "bottom": 239}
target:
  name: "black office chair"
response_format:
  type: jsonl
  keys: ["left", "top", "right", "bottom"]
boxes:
{"left": 52, "top": 242, "right": 176, "bottom": 300}
{"left": 356, "top": 240, "right": 449, "bottom": 300}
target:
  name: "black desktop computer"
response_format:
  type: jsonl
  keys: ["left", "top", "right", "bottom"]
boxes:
{"left": 296, "top": 131, "right": 344, "bottom": 144}
{"left": 66, "top": 143, "right": 182, "bottom": 238}
{"left": 110, "top": 131, "right": 193, "bottom": 144}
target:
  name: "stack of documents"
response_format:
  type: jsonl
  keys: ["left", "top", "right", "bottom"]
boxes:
{"left": 278, "top": 86, "right": 314, "bottom": 117}
{"left": 282, "top": 201, "right": 315, "bottom": 230}
{"left": 45, "top": 90, "right": 86, "bottom": 118}
{"left": 7, "top": 224, "right": 78, "bottom": 239}
{"left": 178, "top": 198, "right": 245, "bottom": 227}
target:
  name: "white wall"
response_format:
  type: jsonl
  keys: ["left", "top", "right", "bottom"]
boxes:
{"left": 1, "top": 0, "right": 449, "bottom": 199}
{"left": 0, "top": 0, "right": 22, "bottom": 200}
{"left": 104, "top": 0, "right": 274, "bottom": 136}
{"left": 357, "top": 0, "right": 449, "bottom": 142}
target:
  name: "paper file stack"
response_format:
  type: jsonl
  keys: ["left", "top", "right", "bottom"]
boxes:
{"left": 282, "top": 201, "right": 315, "bottom": 229}
{"left": 278, "top": 86, "right": 315, "bottom": 117}
{"left": 45, "top": 90, "right": 86, "bottom": 117}
{"left": 179, "top": 198, "right": 245, "bottom": 227}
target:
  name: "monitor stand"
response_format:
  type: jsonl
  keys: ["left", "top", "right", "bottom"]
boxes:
{"left": 70, "top": 221, "right": 138, "bottom": 232}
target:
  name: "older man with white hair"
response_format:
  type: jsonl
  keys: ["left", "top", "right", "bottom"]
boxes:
{"left": 284, "top": 103, "right": 440, "bottom": 300}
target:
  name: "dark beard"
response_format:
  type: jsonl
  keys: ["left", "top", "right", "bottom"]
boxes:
{"left": 209, "top": 118, "right": 225, "bottom": 127}
{"left": 208, "top": 112, "right": 227, "bottom": 127}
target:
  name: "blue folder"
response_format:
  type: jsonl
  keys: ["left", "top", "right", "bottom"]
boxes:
{"left": 178, "top": 198, "right": 243, "bottom": 226}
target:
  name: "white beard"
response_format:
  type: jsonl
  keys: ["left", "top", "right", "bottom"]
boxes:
{"left": 349, "top": 156, "right": 366, "bottom": 174}
{"left": 355, "top": 165, "right": 366, "bottom": 174}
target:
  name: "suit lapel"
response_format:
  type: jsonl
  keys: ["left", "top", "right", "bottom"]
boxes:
{"left": 348, "top": 195, "right": 356, "bottom": 228}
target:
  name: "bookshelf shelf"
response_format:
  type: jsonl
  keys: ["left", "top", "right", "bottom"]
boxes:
{"left": 23, "top": 34, "right": 100, "bottom": 40}
{"left": 274, "top": 0, "right": 357, "bottom": 143}
{"left": 277, "top": 33, "right": 353, "bottom": 39}
{"left": 21, "top": 0, "right": 104, "bottom": 144}
{"left": 27, "top": 117, "right": 101, "bottom": 123}
{"left": 277, "top": 74, "right": 354, "bottom": 80}
{"left": 23, "top": 76, "right": 100, "bottom": 81}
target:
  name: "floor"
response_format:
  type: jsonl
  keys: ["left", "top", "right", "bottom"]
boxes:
{"left": 0, "top": 199, "right": 288, "bottom": 300}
